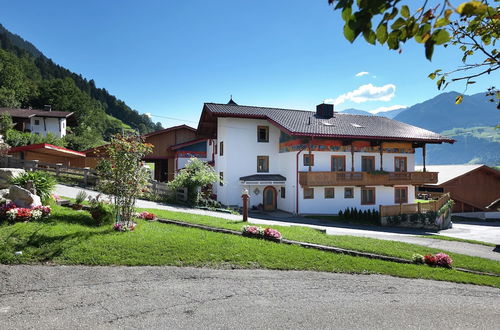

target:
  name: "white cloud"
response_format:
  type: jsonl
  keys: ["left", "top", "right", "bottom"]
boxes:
{"left": 355, "top": 71, "right": 369, "bottom": 77}
{"left": 332, "top": 83, "right": 396, "bottom": 105}
{"left": 145, "top": 112, "right": 152, "bottom": 118}
{"left": 369, "top": 105, "right": 408, "bottom": 114}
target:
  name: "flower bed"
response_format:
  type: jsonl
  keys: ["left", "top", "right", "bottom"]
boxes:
{"left": 136, "top": 211, "right": 157, "bottom": 221}
{"left": 242, "top": 225, "right": 282, "bottom": 241}
{"left": 113, "top": 222, "right": 137, "bottom": 232}
{"left": 412, "top": 252, "right": 453, "bottom": 268}
{"left": 0, "top": 202, "right": 51, "bottom": 223}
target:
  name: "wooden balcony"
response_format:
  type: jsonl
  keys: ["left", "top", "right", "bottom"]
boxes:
{"left": 299, "top": 171, "right": 438, "bottom": 187}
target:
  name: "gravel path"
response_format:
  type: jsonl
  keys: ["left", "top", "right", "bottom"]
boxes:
{"left": 1, "top": 265, "right": 499, "bottom": 329}
{"left": 55, "top": 184, "right": 500, "bottom": 261}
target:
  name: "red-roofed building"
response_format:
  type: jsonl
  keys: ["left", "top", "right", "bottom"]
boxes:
{"left": 9, "top": 143, "right": 86, "bottom": 167}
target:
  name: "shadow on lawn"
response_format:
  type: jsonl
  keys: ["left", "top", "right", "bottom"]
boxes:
{"left": 47, "top": 209, "right": 113, "bottom": 227}
{"left": 10, "top": 226, "right": 114, "bottom": 262}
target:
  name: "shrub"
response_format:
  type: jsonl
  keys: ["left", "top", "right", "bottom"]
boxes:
{"left": 10, "top": 171, "right": 56, "bottom": 203}
{"left": 0, "top": 202, "right": 51, "bottom": 223}
{"left": 88, "top": 194, "right": 114, "bottom": 225}
{"left": 242, "top": 225, "right": 282, "bottom": 241}
{"left": 75, "top": 190, "right": 88, "bottom": 206}
{"left": 435, "top": 253, "right": 453, "bottom": 268}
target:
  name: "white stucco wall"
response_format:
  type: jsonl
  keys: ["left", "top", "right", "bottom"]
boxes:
{"left": 211, "top": 117, "right": 418, "bottom": 214}
{"left": 29, "top": 117, "right": 66, "bottom": 137}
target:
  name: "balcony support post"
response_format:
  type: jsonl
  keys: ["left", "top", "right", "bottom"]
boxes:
{"left": 308, "top": 139, "right": 312, "bottom": 172}
{"left": 422, "top": 144, "right": 427, "bottom": 172}
{"left": 379, "top": 144, "right": 383, "bottom": 171}
{"left": 350, "top": 144, "right": 355, "bottom": 172}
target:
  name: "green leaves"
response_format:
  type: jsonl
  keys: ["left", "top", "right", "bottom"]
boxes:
{"left": 425, "top": 40, "right": 435, "bottom": 60}
{"left": 456, "top": 1, "right": 488, "bottom": 16}
{"left": 376, "top": 23, "right": 388, "bottom": 43}
{"left": 401, "top": 5, "right": 410, "bottom": 18}
{"left": 432, "top": 29, "right": 450, "bottom": 45}
{"left": 363, "top": 29, "right": 376, "bottom": 45}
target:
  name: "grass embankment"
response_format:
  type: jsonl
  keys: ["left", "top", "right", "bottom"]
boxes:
{"left": 421, "top": 235, "right": 497, "bottom": 247}
{"left": 139, "top": 208, "right": 500, "bottom": 276}
{"left": 1, "top": 206, "right": 498, "bottom": 288}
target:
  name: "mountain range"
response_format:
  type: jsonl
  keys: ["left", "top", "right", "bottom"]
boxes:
{"left": 340, "top": 92, "right": 499, "bottom": 165}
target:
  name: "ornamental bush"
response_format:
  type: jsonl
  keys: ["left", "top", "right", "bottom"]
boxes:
{"left": 10, "top": 171, "right": 57, "bottom": 203}
{"left": 96, "top": 134, "right": 153, "bottom": 229}
{"left": 0, "top": 202, "right": 51, "bottom": 223}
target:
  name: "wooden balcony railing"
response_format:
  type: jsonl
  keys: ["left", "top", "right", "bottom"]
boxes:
{"left": 298, "top": 171, "right": 438, "bottom": 187}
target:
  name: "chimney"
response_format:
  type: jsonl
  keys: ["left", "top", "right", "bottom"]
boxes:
{"left": 316, "top": 103, "right": 334, "bottom": 119}
{"left": 44, "top": 105, "right": 52, "bottom": 111}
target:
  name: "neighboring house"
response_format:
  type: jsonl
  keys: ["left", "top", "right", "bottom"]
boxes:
{"left": 84, "top": 124, "right": 197, "bottom": 181}
{"left": 0, "top": 107, "right": 72, "bottom": 138}
{"left": 416, "top": 164, "right": 500, "bottom": 213}
{"left": 195, "top": 99, "right": 454, "bottom": 214}
{"left": 169, "top": 138, "right": 210, "bottom": 171}
{"left": 8, "top": 143, "right": 86, "bottom": 167}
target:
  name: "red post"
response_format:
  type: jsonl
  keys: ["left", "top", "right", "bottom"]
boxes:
{"left": 242, "top": 190, "right": 249, "bottom": 222}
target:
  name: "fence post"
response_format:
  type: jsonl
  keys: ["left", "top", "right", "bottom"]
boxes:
{"left": 399, "top": 203, "right": 402, "bottom": 215}
{"left": 83, "top": 167, "right": 90, "bottom": 187}
{"left": 55, "top": 163, "right": 62, "bottom": 177}
{"left": 32, "top": 160, "right": 39, "bottom": 171}
{"left": 417, "top": 202, "right": 421, "bottom": 214}
{"left": 152, "top": 181, "right": 158, "bottom": 195}
{"left": 6, "top": 155, "right": 12, "bottom": 167}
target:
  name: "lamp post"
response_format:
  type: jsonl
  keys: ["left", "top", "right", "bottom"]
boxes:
{"left": 241, "top": 188, "right": 249, "bottom": 222}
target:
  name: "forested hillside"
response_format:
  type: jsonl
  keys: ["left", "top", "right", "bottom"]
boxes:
{"left": 0, "top": 23, "right": 162, "bottom": 150}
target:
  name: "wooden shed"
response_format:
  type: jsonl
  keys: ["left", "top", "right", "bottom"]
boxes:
{"left": 9, "top": 143, "right": 86, "bottom": 167}
{"left": 417, "top": 164, "right": 500, "bottom": 213}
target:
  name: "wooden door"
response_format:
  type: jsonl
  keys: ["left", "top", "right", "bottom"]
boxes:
{"left": 263, "top": 186, "right": 277, "bottom": 211}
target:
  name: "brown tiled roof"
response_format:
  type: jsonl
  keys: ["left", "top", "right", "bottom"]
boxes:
{"left": 201, "top": 103, "right": 454, "bottom": 143}
{"left": 0, "top": 108, "right": 73, "bottom": 118}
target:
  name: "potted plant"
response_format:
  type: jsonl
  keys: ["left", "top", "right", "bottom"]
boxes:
{"left": 73, "top": 190, "right": 88, "bottom": 210}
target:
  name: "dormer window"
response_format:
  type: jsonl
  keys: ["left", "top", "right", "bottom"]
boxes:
{"left": 257, "top": 126, "right": 269, "bottom": 142}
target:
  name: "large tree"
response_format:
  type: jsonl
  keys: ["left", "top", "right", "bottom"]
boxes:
{"left": 327, "top": 0, "right": 499, "bottom": 105}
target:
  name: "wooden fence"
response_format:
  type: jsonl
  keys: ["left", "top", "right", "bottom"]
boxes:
{"left": 0, "top": 155, "right": 187, "bottom": 201}
{"left": 380, "top": 193, "right": 451, "bottom": 217}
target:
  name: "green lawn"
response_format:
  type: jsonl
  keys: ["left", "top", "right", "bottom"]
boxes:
{"left": 2, "top": 206, "right": 498, "bottom": 288}
{"left": 421, "top": 235, "right": 497, "bottom": 247}
{"left": 139, "top": 207, "right": 500, "bottom": 276}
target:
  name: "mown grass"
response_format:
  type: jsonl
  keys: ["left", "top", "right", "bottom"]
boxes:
{"left": 140, "top": 208, "right": 500, "bottom": 276}
{"left": 1, "top": 206, "right": 499, "bottom": 288}
{"left": 421, "top": 235, "right": 497, "bottom": 247}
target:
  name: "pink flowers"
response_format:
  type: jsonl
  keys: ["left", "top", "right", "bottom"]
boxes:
{"left": 113, "top": 222, "right": 136, "bottom": 232}
{"left": 263, "top": 228, "right": 282, "bottom": 239}
{"left": 423, "top": 253, "right": 453, "bottom": 268}
{"left": 136, "top": 211, "right": 157, "bottom": 221}
{"left": 242, "top": 225, "right": 282, "bottom": 241}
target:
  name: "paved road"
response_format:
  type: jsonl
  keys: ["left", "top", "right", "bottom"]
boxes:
{"left": 54, "top": 184, "right": 500, "bottom": 261}
{"left": 1, "top": 265, "right": 499, "bottom": 329}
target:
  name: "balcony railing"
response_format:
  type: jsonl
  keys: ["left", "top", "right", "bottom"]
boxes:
{"left": 298, "top": 171, "right": 438, "bottom": 187}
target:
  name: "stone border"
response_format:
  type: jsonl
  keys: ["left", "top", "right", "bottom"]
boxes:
{"left": 157, "top": 218, "right": 500, "bottom": 278}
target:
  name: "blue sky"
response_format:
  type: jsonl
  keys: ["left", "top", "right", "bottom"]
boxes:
{"left": 1, "top": 0, "right": 497, "bottom": 127}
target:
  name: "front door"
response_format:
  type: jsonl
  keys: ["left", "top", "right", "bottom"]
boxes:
{"left": 263, "top": 186, "right": 277, "bottom": 211}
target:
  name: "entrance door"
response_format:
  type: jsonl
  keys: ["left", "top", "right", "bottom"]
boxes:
{"left": 263, "top": 186, "right": 277, "bottom": 211}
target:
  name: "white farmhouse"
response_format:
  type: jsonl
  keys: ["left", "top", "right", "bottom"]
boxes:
{"left": 179, "top": 99, "right": 454, "bottom": 215}
{"left": 0, "top": 107, "right": 72, "bottom": 138}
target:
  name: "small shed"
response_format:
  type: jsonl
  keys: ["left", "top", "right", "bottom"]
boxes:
{"left": 9, "top": 143, "right": 86, "bottom": 167}
{"left": 416, "top": 164, "right": 500, "bottom": 212}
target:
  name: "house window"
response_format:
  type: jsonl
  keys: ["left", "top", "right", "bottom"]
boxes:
{"left": 304, "top": 187, "right": 314, "bottom": 199}
{"left": 395, "top": 187, "right": 408, "bottom": 204}
{"left": 361, "top": 187, "right": 376, "bottom": 205}
{"left": 257, "top": 126, "right": 269, "bottom": 142}
{"left": 331, "top": 155, "right": 346, "bottom": 171}
{"left": 219, "top": 172, "right": 223, "bottom": 186}
{"left": 214, "top": 144, "right": 218, "bottom": 155}
{"left": 281, "top": 187, "right": 286, "bottom": 199}
{"left": 34, "top": 119, "right": 40, "bottom": 125}
{"left": 257, "top": 156, "right": 269, "bottom": 173}
{"left": 394, "top": 157, "right": 407, "bottom": 172}
{"left": 220, "top": 141, "right": 224, "bottom": 156}
{"left": 324, "top": 188, "right": 335, "bottom": 199}
{"left": 344, "top": 187, "right": 354, "bottom": 199}
{"left": 361, "top": 156, "right": 375, "bottom": 172}
{"left": 303, "top": 154, "right": 314, "bottom": 166}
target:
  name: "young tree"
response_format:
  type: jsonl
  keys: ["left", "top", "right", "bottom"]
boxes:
{"left": 327, "top": 0, "right": 499, "bottom": 104}
{"left": 168, "top": 158, "right": 221, "bottom": 206}
{"left": 96, "top": 134, "right": 153, "bottom": 228}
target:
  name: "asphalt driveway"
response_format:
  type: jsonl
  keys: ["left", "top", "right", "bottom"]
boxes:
{"left": 1, "top": 265, "right": 499, "bottom": 329}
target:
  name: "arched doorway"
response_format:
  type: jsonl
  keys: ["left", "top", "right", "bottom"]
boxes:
{"left": 263, "top": 186, "right": 277, "bottom": 211}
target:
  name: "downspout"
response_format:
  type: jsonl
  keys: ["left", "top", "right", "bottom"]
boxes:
{"left": 295, "top": 143, "right": 308, "bottom": 214}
